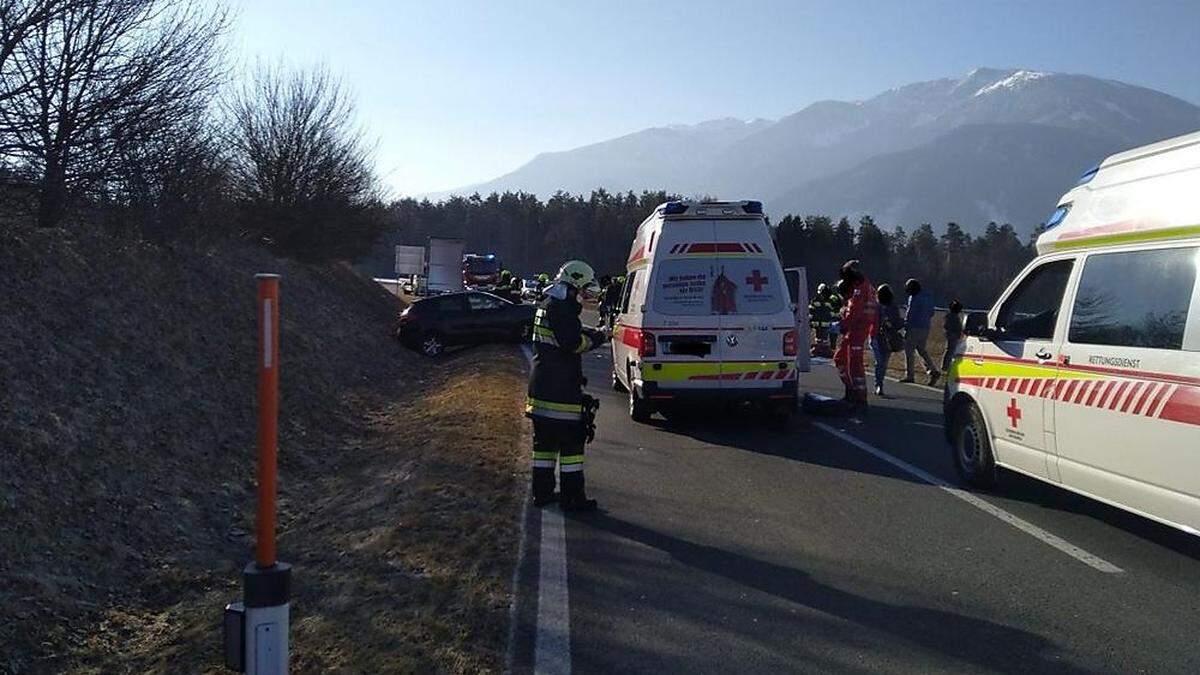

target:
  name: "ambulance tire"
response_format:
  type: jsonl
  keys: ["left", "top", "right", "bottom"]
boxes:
{"left": 628, "top": 369, "right": 653, "bottom": 423}
{"left": 952, "top": 401, "right": 997, "bottom": 488}
{"left": 767, "top": 402, "right": 793, "bottom": 429}
{"left": 611, "top": 368, "right": 626, "bottom": 393}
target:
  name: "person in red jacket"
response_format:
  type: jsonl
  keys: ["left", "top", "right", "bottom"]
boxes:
{"left": 833, "top": 260, "right": 878, "bottom": 410}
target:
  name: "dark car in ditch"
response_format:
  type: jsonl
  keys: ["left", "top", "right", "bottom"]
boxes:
{"left": 397, "top": 291, "right": 535, "bottom": 356}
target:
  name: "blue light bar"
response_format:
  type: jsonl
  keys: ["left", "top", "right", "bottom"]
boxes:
{"left": 662, "top": 201, "right": 688, "bottom": 215}
{"left": 742, "top": 201, "right": 763, "bottom": 214}
{"left": 1044, "top": 204, "right": 1071, "bottom": 230}
{"left": 1075, "top": 164, "right": 1100, "bottom": 187}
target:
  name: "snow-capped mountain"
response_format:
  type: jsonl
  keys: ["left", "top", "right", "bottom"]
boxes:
{"left": 440, "top": 68, "right": 1200, "bottom": 234}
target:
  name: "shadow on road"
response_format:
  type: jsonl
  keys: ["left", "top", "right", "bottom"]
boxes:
{"left": 630, "top": 393, "right": 1200, "bottom": 561}
{"left": 575, "top": 512, "right": 1091, "bottom": 674}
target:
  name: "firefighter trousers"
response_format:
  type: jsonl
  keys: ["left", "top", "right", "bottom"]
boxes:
{"left": 835, "top": 333, "right": 868, "bottom": 404}
{"left": 531, "top": 417, "right": 586, "bottom": 501}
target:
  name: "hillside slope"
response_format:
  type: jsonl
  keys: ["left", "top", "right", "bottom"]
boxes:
{"left": 772, "top": 122, "right": 1121, "bottom": 233}
{"left": 0, "top": 223, "right": 526, "bottom": 673}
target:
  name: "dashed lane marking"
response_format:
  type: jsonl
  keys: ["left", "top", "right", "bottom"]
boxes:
{"left": 813, "top": 422, "right": 1125, "bottom": 574}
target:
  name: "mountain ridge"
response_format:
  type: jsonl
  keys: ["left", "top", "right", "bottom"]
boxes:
{"left": 433, "top": 68, "right": 1200, "bottom": 233}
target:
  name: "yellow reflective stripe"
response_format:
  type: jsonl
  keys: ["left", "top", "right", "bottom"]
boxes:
{"left": 573, "top": 335, "right": 592, "bottom": 354}
{"left": 532, "top": 451, "right": 557, "bottom": 460}
{"left": 1050, "top": 224, "right": 1200, "bottom": 250}
{"left": 533, "top": 326, "right": 556, "bottom": 337}
{"left": 641, "top": 361, "right": 790, "bottom": 382}
{"left": 947, "top": 358, "right": 1102, "bottom": 382}
{"left": 525, "top": 396, "right": 583, "bottom": 413}
{"left": 560, "top": 455, "right": 584, "bottom": 465}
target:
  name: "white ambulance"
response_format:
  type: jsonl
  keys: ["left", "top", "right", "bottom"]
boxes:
{"left": 945, "top": 130, "right": 1200, "bottom": 537}
{"left": 611, "top": 200, "right": 809, "bottom": 423}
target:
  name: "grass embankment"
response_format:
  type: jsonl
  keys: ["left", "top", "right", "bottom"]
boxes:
{"left": 0, "top": 222, "right": 527, "bottom": 673}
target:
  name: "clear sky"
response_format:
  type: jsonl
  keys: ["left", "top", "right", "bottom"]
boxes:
{"left": 233, "top": 0, "right": 1200, "bottom": 196}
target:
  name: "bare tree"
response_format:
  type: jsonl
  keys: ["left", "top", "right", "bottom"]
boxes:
{"left": 226, "top": 63, "right": 382, "bottom": 259}
{"left": 0, "top": 0, "right": 228, "bottom": 227}
{"left": 0, "top": 1, "right": 73, "bottom": 92}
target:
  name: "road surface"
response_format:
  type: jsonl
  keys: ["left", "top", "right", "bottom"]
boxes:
{"left": 510, "top": 335, "right": 1200, "bottom": 674}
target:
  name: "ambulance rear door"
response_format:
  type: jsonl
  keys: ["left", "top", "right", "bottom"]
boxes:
{"left": 710, "top": 218, "right": 793, "bottom": 387}
{"left": 785, "top": 266, "right": 811, "bottom": 373}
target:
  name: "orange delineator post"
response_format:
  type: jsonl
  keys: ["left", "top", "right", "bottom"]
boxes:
{"left": 255, "top": 273, "right": 280, "bottom": 569}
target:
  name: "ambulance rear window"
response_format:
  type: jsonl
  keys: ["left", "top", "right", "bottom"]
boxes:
{"left": 652, "top": 258, "right": 783, "bottom": 316}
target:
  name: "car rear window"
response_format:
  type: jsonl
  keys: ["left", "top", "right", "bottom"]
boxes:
{"left": 652, "top": 258, "right": 783, "bottom": 316}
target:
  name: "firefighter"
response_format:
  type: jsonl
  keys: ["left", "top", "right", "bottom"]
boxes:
{"left": 808, "top": 283, "right": 834, "bottom": 352}
{"left": 832, "top": 260, "right": 878, "bottom": 411}
{"left": 527, "top": 260, "right": 608, "bottom": 511}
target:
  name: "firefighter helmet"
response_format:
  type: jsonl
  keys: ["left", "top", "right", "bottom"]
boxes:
{"left": 555, "top": 260, "right": 596, "bottom": 290}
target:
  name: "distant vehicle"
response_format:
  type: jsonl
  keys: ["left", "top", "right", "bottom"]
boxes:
{"left": 520, "top": 278, "right": 541, "bottom": 302}
{"left": 427, "top": 237, "right": 465, "bottom": 294}
{"left": 463, "top": 253, "right": 502, "bottom": 287}
{"left": 611, "top": 200, "right": 807, "bottom": 423}
{"left": 397, "top": 291, "right": 534, "bottom": 357}
{"left": 946, "top": 129, "right": 1200, "bottom": 538}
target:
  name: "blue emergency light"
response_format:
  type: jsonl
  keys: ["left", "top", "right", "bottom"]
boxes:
{"left": 1075, "top": 163, "right": 1100, "bottom": 187}
{"left": 662, "top": 201, "right": 688, "bottom": 215}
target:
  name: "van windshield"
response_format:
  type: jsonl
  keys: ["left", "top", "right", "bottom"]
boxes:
{"left": 652, "top": 258, "right": 784, "bottom": 316}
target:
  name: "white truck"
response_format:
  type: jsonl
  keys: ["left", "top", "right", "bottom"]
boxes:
{"left": 426, "top": 237, "right": 465, "bottom": 295}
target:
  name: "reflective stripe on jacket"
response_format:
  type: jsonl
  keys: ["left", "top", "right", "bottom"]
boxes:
{"left": 527, "top": 289, "right": 591, "bottom": 420}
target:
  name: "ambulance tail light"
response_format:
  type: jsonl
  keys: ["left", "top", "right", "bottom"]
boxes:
{"left": 639, "top": 330, "right": 657, "bottom": 357}
{"left": 782, "top": 329, "right": 798, "bottom": 357}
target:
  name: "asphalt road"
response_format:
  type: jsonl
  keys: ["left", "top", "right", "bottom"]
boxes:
{"left": 513, "top": 326, "right": 1200, "bottom": 674}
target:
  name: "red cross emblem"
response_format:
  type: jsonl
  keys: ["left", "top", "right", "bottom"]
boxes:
{"left": 746, "top": 269, "right": 768, "bottom": 292}
{"left": 1006, "top": 398, "right": 1022, "bottom": 428}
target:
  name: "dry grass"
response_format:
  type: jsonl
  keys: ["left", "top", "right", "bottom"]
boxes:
{"left": 1, "top": 222, "right": 527, "bottom": 674}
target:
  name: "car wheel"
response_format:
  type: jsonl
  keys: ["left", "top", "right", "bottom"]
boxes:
{"left": 421, "top": 332, "right": 446, "bottom": 357}
{"left": 952, "top": 401, "right": 997, "bottom": 488}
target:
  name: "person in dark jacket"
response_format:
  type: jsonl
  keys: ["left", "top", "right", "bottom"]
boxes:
{"left": 527, "top": 260, "right": 607, "bottom": 511}
{"left": 901, "top": 278, "right": 940, "bottom": 386}
{"left": 942, "top": 299, "right": 964, "bottom": 374}
{"left": 870, "top": 284, "right": 905, "bottom": 396}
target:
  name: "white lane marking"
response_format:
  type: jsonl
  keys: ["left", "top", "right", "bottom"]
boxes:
{"left": 536, "top": 507, "right": 572, "bottom": 675}
{"left": 520, "top": 342, "right": 574, "bottom": 674}
{"left": 813, "top": 422, "right": 1125, "bottom": 574}
{"left": 911, "top": 421, "right": 941, "bottom": 429}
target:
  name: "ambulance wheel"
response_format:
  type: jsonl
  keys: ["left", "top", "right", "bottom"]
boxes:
{"left": 952, "top": 402, "right": 996, "bottom": 488}
{"left": 611, "top": 368, "right": 626, "bottom": 393}
{"left": 629, "top": 386, "right": 652, "bottom": 423}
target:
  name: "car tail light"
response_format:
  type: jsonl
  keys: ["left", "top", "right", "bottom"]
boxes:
{"left": 639, "top": 330, "right": 656, "bottom": 357}
{"left": 782, "top": 329, "right": 797, "bottom": 357}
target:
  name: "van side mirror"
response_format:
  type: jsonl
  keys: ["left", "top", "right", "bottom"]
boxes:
{"left": 963, "top": 311, "right": 996, "bottom": 340}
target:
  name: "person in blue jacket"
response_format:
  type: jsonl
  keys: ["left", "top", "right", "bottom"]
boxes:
{"left": 901, "top": 278, "right": 940, "bottom": 386}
